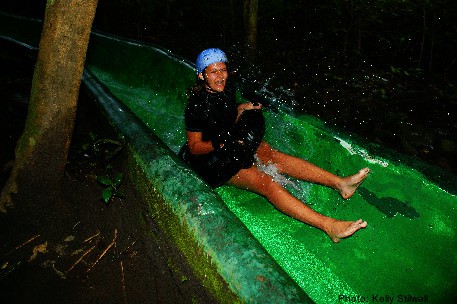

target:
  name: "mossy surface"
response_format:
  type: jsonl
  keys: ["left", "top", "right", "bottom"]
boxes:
{"left": 126, "top": 148, "right": 241, "bottom": 304}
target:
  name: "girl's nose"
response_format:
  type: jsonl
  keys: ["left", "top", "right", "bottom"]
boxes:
{"left": 217, "top": 70, "right": 227, "bottom": 78}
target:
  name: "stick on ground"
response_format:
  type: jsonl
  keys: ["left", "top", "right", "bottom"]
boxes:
{"left": 86, "top": 229, "right": 117, "bottom": 273}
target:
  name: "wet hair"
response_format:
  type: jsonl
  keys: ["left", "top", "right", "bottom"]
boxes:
{"left": 188, "top": 77, "right": 207, "bottom": 96}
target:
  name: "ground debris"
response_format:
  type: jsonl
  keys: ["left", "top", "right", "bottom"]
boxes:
{"left": 86, "top": 228, "right": 117, "bottom": 273}
{"left": 28, "top": 242, "right": 48, "bottom": 262}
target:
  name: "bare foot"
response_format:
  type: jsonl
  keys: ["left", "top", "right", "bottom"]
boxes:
{"left": 326, "top": 219, "right": 368, "bottom": 243}
{"left": 338, "top": 167, "right": 370, "bottom": 199}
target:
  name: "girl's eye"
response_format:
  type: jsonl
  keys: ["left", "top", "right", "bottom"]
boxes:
{"left": 209, "top": 69, "right": 226, "bottom": 74}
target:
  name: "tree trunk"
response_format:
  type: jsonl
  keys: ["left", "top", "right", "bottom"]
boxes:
{"left": 1, "top": 0, "right": 98, "bottom": 212}
{"left": 243, "top": 0, "right": 258, "bottom": 60}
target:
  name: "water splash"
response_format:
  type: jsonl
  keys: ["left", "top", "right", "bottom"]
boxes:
{"left": 254, "top": 155, "right": 301, "bottom": 191}
{"left": 335, "top": 136, "right": 389, "bottom": 167}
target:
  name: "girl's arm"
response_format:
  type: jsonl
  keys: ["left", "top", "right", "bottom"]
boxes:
{"left": 187, "top": 131, "right": 215, "bottom": 155}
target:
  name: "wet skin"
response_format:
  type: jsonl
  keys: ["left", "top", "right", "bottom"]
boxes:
{"left": 192, "top": 61, "right": 370, "bottom": 242}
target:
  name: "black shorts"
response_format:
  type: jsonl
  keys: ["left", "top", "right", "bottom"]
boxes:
{"left": 179, "top": 143, "right": 251, "bottom": 188}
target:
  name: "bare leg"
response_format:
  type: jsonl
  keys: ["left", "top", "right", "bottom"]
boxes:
{"left": 228, "top": 167, "right": 367, "bottom": 242}
{"left": 256, "top": 142, "right": 369, "bottom": 199}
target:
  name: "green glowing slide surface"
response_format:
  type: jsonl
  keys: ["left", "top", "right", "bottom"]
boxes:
{"left": 84, "top": 33, "right": 457, "bottom": 303}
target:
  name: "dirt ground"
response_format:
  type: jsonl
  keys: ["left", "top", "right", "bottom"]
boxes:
{"left": 0, "top": 51, "right": 217, "bottom": 303}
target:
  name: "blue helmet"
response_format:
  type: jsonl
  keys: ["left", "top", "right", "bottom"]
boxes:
{"left": 195, "top": 48, "right": 228, "bottom": 74}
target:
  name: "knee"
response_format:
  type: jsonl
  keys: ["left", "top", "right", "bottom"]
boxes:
{"left": 255, "top": 174, "right": 282, "bottom": 196}
{"left": 256, "top": 142, "right": 278, "bottom": 163}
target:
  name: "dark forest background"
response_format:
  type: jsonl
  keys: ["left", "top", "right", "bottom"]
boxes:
{"left": 2, "top": 0, "right": 457, "bottom": 173}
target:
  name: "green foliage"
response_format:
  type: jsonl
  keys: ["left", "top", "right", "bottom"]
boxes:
{"left": 97, "top": 172, "right": 125, "bottom": 205}
{"left": 76, "top": 131, "right": 125, "bottom": 205}
{"left": 75, "top": 132, "right": 123, "bottom": 178}
{"left": 82, "top": 132, "right": 123, "bottom": 162}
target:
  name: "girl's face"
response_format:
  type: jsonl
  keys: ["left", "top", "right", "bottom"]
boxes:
{"left": 199, "top": 62, "right": 228, "bottom": 93}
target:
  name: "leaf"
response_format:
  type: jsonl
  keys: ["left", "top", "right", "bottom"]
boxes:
{"left": 29, "top": 242, "right": 48, "bottom": 262}
{"left": 97, "top": 176, "right": 112, "bottom": 186}
{"left": 113, "top": 172, "right": 124, "bottom": 187}
{"left": 102, "top": 187, "right": 114, "bottom": 203}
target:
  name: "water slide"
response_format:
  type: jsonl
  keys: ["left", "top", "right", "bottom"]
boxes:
{"left": 1, "top": 12, "right": 456, "bottom": 303}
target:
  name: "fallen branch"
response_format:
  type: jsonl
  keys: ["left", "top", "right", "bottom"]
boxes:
{"left": 113, "top": 239, "right": 138, "bottom": 260}
{"left": 86, "top": 229, "right": 117, "bottom": 273}
{"left": 83, "top": 230, "right": 100, "bottom": 244}
{"left": 120, "top": 260, "right": 127, "bottom": 304}
{"left": 6, "top": 234, "right": 40, "bottom": 255}
{"left": 67, "top": 244, "right": 96, "bottom": 273}
{"left": 0, "top": 261, "right": 22, "bottom": 280}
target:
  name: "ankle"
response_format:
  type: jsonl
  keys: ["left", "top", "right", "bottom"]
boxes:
{"left": 320, "top": 217, "right": 337, "bottom": 235}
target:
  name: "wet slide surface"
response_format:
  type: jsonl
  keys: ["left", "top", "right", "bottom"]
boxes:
{"left": 85, "top": 34, "right": 457, "bottom": 303}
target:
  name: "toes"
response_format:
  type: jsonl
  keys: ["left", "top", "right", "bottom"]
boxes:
{"left": 358, "top": 168, "right": 370, "bottom": 179}
{"left": 355, "top": 219, "right": 368, "bottom": 228}
{"left": 360, "top": 167, "right": 370, "bottom": 174}
{"left": 330, "top": 220, "right": 367, "bottom": 242}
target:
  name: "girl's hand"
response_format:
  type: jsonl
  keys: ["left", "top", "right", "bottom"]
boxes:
{"left": 237, "top": 102, "right": 262, "bottom": 116}
{"left": 236, "top": 102, "right": 261, "bottom": 122}
{"left": 237, "top": 102, "right": 262, "bottom": 112}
